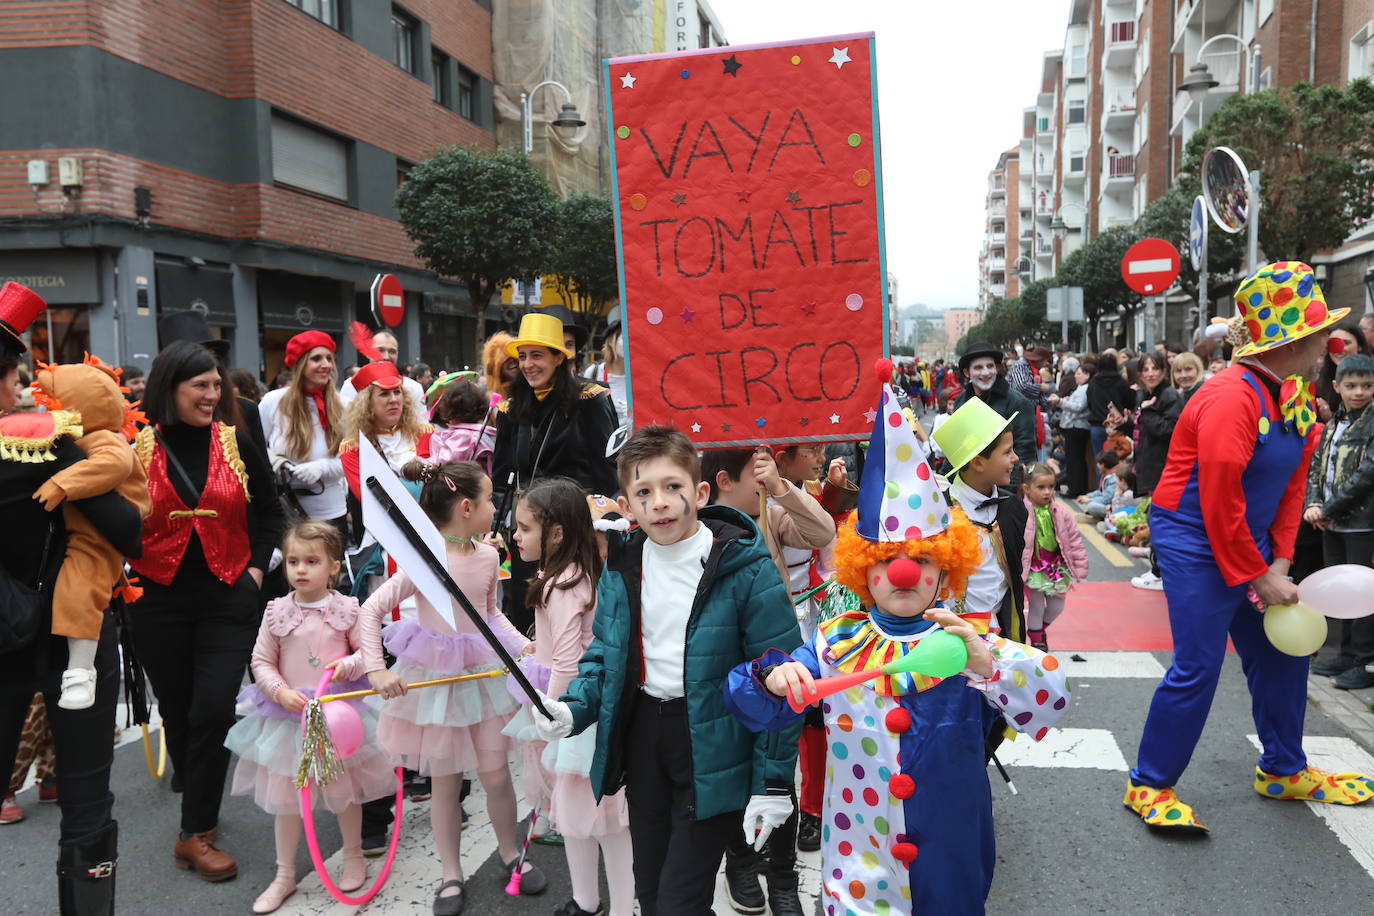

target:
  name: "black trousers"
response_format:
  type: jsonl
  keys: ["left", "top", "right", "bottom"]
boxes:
{"left": 0, "top": 613, "right": 119, "bottom": 845}
{"left": 130, "top": 571, "right": 258, "bottom": 834}
{"left": 625, "top": 692, "right": 739, "bottom": 916}
{"left": 1321, "top": 529, "right": 1374, "bottom": 665}
{"left": 1062, "top": 427, "right": 1091, "bottom": 497}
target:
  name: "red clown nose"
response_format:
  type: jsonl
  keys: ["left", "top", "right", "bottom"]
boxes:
{"left": 886, "top": 557, "right": 921, "bottom": 589}
{"left": 1328, "top": 337, "right": 1346, "bottom": 355}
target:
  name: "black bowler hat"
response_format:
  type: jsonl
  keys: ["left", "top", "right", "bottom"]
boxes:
{"left": 538, "top": 304, "right": 589, "bottom": 351}
{"left": 957, "top": 341, "right": 1004, "bottom": 373}
{"left": 159, "top": 310, "right": 229, "bottom": 359}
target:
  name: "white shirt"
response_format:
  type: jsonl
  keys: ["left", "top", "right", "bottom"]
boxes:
{"left": 948, "top": 476, "right": 1008, "bottom": 626}
{"left": 339, "top": 375, "right": 427, "bottom": 416}
{"left": 639, "top": 521, "right": 713, "bottom": 699}
{"left": 260, "top": 388, "right": 347, "bottom": 520}
{"left": 583, "top": 362, "right": 627, "bottom": 421}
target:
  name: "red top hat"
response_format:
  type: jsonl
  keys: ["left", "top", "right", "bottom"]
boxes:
{"left": 351, "top": 361, "right": 403, "bottom": 392}
{"left": 0, "top": 282, "right": 48, "bottom": 353}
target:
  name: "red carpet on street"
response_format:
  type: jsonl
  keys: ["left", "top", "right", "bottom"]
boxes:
{"left": 1050, "top": 581, "right": 1181, "bottom": 651}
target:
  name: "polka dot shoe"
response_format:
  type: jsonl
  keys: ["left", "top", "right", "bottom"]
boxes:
{"left": 1254, "top": 766, "right": 1374, "bottom": 804}
{"left": 1123, "top": 781, "right": 1209, "bottom": 832}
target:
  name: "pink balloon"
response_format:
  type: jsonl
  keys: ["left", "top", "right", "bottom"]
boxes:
{"left": 1298, "top": 564, "right": 1374, "bottom": 620}
{"left": 323, "top": 701, "right": 364, "bottom": 760}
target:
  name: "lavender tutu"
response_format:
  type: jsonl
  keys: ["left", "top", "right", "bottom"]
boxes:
{"left": 225, "top": 682, "right": 397, "bottom": 816}
{"left": 376, "top": 619, "right": 519, "bottom": 777}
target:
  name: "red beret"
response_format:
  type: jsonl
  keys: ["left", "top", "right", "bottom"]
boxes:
{"left": 284, "top": 330, "right": 336, "bottom": 368}
{"left": 351, "top": 361, "right": 403, "bottom": 392}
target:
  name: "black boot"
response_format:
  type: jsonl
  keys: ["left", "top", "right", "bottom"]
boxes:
{"left": 57, "top": 820, "right": 117, "bottom": 916}
{"left": 766, "top": 809, "right": 804, "bottom": 916}
{"left": 796, "top": 811, "right": 821, "bottom": 853}
{"left": 723, "top": 831, "right": 765, "bottom": 915}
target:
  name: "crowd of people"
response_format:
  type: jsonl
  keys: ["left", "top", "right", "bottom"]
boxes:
{"left": 1, "top": 260, "right": 1373, "bottom": 916}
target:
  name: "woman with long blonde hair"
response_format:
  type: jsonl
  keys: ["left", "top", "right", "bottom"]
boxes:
{"left": 258, "top": 331, "right": 347, "bottom": 527}
{"left": 338, "top": 361, "right": 433, "bottom": 497}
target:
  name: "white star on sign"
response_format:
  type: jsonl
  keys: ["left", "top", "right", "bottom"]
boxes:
{"left": 829, "top": 413, "right": 841, "bottom": 424}
{"left": 691, "top": 422, "right": 701, "bottom": 433}
{"left": 620, "top": 73, "right": 637, "bottom": 88}
{"left": 829, "top": 47, "right": 851, "bottom": 69}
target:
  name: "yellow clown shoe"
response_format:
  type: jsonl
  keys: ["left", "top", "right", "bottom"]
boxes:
{"left": 1123, "top": 781, "right": 1210, "bottom": 832}
{"left": 1254, "top": 765, "right": 1374, "bottom": 804}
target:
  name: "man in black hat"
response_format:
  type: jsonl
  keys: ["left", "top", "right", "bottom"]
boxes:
{"left": 157, "top": 311, "right": 269, "bottom": 463}
{"left": 953, "top": 341, "right": 1037, "bottom": 484}
{"left": 539, "top": 304, "right": 589, "bottom": 371}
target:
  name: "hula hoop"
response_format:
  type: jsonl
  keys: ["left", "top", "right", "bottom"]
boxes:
{"left": 299, "top": 665, "right": 405, "bottom": 906}
{"left": 140, "top": 722, "right": 167, "bottom": 780}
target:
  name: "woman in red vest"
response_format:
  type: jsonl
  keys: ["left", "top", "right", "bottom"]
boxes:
{"left": 129, "top": 340, "right": 282, "bottom": 880}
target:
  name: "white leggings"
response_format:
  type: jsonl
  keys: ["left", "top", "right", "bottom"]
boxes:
{"left": 1026, "top": 591, "right": 1067, "bottom": 630}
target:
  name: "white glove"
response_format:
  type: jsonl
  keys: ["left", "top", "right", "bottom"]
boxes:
{"left": 291, "top": 460, "right": 324, "bottom": 486}
{"left": 269, "top": 452, "right": 291, "bottom": 473}
{"left": 532, "top": 691, "right": 574, "bottom": 742}
{"left": 742, "top": 794, "right": 794, "bottom": 851}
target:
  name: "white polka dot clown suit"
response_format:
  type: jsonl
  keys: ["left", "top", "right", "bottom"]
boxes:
{"left": 724, "top": 360, "right": 1070, "bottom": 915}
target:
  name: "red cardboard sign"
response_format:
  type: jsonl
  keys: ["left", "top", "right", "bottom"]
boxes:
{"left": 605, "top": 33, "right": 888, "bottom": 447}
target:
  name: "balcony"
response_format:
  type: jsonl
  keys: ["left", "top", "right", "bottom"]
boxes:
{"left": 1103, "top": 92, "right": 1136, "bottom": 132}
{"left": 1105, "top": 20, "right": 1136, "bottom": 67}
{"left": 1036, "top": 197, "right": 1054, "bottom": 218}
{"left": 1036, "top": 238, "right": 1054, "bottom": 257}
{"left": 1020, "top": 226, "right": 1034, "bottom": 240}
{"left": 990, "top": 231, "right": 1006, "bottom": 244}
{"left": 1036, "top": 116, "right": 1053, "bottom": 135}
{"left": 989, "top": 202, "right": 1007, "bottom": 217}
{"left": 989, "top": 258, "right": 1006, "bottom": 271}
{"left": 989, "top": 283, "right": 1006, "bottom": 298}
{"left": 1107, "top": 153, "right": 1135, "bottom": 178}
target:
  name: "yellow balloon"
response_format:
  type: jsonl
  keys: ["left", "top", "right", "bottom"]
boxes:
{"left": 1263, "top": 602, "right": 1326, "bottom": 657}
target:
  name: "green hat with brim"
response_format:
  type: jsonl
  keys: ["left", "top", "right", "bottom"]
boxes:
{"left": 933, "top": 397, "right": 1016, "bottom": 473}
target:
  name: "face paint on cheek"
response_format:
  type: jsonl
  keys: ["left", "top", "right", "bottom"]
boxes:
{"left": 872, "top": 575, "right": 881, "bottom": 587}
{"left": 924, "top": 577, "right": 934, "bottom": 586}
{"left": 679, "top": 494, "right": 690, "bottom": 515}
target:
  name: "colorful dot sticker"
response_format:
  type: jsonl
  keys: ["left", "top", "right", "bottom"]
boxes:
{"left": 791, "top": 55, "right": 801, "bottom": 65}
{"left": 853, "top": 169, "right": 872, "bottom": 187}
{"left": 845, "top": 293, "right": 864, "bottom": 311}
{"left": 680, "top": 69, "right": 690, "bottom": 79}
{"left": 645, "top": 307, "right": 663, "bottom": 325}
{"left": 615, "top": 125, "right": 630, "bottom": 139}
{"left": 629, "top": 193, "right": 647, "bottom": 210}
{"left": 847, "top": 133, "right": 863, "bottom": 147}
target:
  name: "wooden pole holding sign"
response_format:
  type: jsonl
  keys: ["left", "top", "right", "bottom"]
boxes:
{"left": 605, "top": 33, "right": 889, "bottom": 447}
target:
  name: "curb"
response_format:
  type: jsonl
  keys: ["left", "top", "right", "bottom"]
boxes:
{"left": 1307, "top": 673, "right": 1374, "bottom": 754}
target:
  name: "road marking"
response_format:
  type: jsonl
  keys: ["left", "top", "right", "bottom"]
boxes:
{"left": 1059, "top": 651, "right": 1166, "bottom": 679}
{"left": 1078, "top": 517, "right": 1135, "bottom": 568}
{"left": 997, "top": 727, "right": 1129, "bottom": 771}
{"left": 1247, "top": 734, "right": 1374, "bottom": 881}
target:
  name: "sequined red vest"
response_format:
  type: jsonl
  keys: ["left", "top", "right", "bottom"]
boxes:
{"left": 130, "top": 424, "right": 251, "bottom": 586}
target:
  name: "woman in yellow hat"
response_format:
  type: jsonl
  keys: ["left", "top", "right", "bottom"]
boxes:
{"left": 1125, "top": 262, "right": 1373, "bottom": 833}
{"left": 492, "top": 312, "right": 619, "bottom": 630}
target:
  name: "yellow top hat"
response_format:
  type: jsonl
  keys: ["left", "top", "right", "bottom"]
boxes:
{"left": 1232, "top": 261, "right": 1349, "bottom": 358}
{"left": 932, "top": 397, "right": 1016, "bottom": 473}
{"left": 507, "top": 312, "right": 573, "bottom": 359}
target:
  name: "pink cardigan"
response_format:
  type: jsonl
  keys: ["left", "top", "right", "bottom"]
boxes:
{"left": 1021, "top": 498, "right": 1090, "bottom": 582}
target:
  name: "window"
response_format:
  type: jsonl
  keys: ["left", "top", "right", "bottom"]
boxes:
{"left": 1351, "top": 24, "right": 1374, "bottom": 81}
{"left": 391, "top": 7, "right": 417, "bottom": 73}
{"left": 284, "top": 0, "right": 338, "bottom": 28}
{"left": 1259, "top": 0, "right": 1274, "bottom": 26}
{"left": 457, "top": 66, "right": 476, "bottom": 121}
{"left": 1257, "top": 66, "right": 1272, "bottom": 90}
{"left": 396, "top": 159, "right": 414, "bottom": 188}
{"left": 1068, "top": 44, "right": 1086, "bottom": 78}
{"left": 1068, "top": 142, "right": 1085, "bottom": 174}
{"left": 432, "top": 49, "right": 450, "bottom": 106}
{"left": 271, "top": 115, "right": 349, "bottom": 201}
{"left": 1067, "top": 100, "right": 1085, "bottom": 124}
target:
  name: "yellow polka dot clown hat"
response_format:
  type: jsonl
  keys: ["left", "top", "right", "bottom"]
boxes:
{"left": 1232, "top": 261, "right": 1348, "bottom": 358}
{"left": 855, "top": 360, "right": 951, "bottom": 542}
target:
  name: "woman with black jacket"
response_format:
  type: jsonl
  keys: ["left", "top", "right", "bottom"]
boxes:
{"left": 1133, "top": 352, "right": 1183, "bottom": 496}
{"left": 127, "top": 340, "right": 282, "bottom": 882}
{"left": 1086, "top": 352, "right": 1136, "bottom": 456}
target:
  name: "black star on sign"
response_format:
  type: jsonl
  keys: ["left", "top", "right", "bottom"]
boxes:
{"left": 799, "top": 417, "right": 810, "bottom": 426}
{"left": 671, "top": 192, "right": 687, "bottom": 207}
{"left": 722, "top": 54, "right": 743, "bottom": 77}
{"left": 786, "top": 190, "right": 802, "bottom": 204}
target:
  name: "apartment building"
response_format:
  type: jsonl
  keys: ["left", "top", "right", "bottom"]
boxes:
{"left": 978, "top": 148, "right": 1019, "bottom": 308}
{"left": 0, "top": 1, "right": 498, "bottom": 376}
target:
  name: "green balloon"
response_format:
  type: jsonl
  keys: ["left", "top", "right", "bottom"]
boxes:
{"left": 881, "top": 630, "right": 968, "bottom": 679}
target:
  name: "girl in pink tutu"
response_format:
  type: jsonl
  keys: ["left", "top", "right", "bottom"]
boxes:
{"left": 225, "top": 521, "right": 396, "bottom": 914}
{"left": 360, "top": 460, "right": 542, "bottom": 915}
{"left": 506, "top": 478, "right": 635, "bottom": 916}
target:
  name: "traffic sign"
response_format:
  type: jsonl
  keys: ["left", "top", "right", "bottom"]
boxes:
{"left": 1189, "top": 196, "right": 1207, "bottom": 271}
{"left": 370, "top": 273, "right": 404, "bottom": 327}
{"left": 1120, "top": 238, "right": 1179, "bottom": 295}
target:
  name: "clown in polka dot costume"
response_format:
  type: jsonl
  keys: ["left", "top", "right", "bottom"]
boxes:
{"left": 725, "top": 365, "right": 1069, "bottom": 914}
{"left": 1129, "top": 262, "right": 1374, "bottom": 833}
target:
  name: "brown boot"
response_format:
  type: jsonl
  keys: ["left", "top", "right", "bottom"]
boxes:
{"left": 174, "top": 831, "right": 237, "bottom": 882}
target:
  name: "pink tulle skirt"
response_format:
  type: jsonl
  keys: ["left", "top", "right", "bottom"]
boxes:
{"left": 503, "top": 703, "right": 628, "bottom": 839}
{"left": 225, "top": 686, "right": 396, "bottom": 816}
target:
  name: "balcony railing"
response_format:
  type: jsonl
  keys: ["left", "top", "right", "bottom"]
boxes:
{"left": 1109, "top": 20, "right": 1135, "bottom": 44}
{"left": 1036, "top": 199, "right": 1053, "bottom": 215}
{"left": 989, "top": 202, "right": 1007, "bottom": 216}
{"left": 1108, "top": 153, "right": 1135, "bottom": 178}
{"left": 989, "top": 258, "right": 1006, "bottom": 271}
{"left": 1020, "top": 226, "right": 1034, "bottom": 239}
{"left": 990, "top": 232, "right": 1006, "bottom": 243}
{"left": 1036, "top": 117, "right": 1052, "bottom": 133}
{"left": 1036, "top": 238, "right": 1053, "bottom": 255}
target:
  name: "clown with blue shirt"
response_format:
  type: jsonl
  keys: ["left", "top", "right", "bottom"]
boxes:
{"left": 725, "top": 361, "right": 1069, "bottom": 915}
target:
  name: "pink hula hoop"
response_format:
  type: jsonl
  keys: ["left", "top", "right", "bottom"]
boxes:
{"left": 299, "top": 665, "right": 405, "bottom": 906}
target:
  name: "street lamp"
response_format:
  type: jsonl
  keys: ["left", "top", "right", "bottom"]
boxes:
{"left": 1179, "top": 62, "right": 1219, "bottom": 104}
{"left": 1051, "top": 203, "right": 1085, "bottom": 241}
{"left": 1183, "top": 34, "right": 1260, "bottom": 110}
{"left": 520, "top": 80, "right": 587, "bottom": 154}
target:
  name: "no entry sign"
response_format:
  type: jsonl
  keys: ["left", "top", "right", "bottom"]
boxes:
{"left": 605, "top": 33, "right": 888, "bottom": 447}
{"left": 1121, "top": 238, "right": 1180, "bottom": 295}
{"left": 370, "top": 273, "right": 404, "bottom": 327}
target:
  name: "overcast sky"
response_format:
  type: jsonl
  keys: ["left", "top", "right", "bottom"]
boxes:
{"left": 711, "top": 0, "right": 1073, "bottom": 311}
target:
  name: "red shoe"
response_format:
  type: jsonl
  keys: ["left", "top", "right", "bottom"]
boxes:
{"left": 38, "top": 779, "right": 57, "bottom": 803}
{"left": 1, "top": 794, "right": 24, "bottom": 825}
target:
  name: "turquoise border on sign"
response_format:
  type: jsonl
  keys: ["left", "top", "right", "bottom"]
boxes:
{"left": 602, "top": 55, "right": 635, "bottom": 427}
{"left": 868, "top": 35, "right": 890, "bottom": 362}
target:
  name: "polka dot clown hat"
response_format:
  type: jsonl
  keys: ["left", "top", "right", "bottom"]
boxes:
{"left": 1232, "top": 261, "right": 1349, "bottom": 358}
{"left": 855, "top": 359, "right": 950, "bottom": 543}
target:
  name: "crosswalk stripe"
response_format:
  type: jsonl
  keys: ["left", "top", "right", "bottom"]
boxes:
{"left": 997, "top": 727, "right": 1129, "bottom": 771}
{"left": 1058, "top": 651, "right": 1166, "bottom": 679}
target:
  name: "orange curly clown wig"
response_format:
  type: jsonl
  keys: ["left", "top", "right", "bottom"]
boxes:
{"left": 832, "top": 507, "right": 983, "bottom": 607}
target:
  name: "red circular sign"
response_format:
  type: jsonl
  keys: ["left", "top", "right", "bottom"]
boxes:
{"left": 1120, "top": 238, "right": 1180, "bottom": 295}
{"left": 371, "top": 274, "right": 404, "bottom": 327}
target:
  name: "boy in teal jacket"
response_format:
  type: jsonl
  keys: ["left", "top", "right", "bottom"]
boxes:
{"left": 535, "top": 425, "right": 803, "bottom": 916}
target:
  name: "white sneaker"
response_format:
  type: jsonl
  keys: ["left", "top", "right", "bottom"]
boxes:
{"left": 1131, "top": 572, "right": 1164, "bottom": 591}
{"left": 57, "top": 667, "right": 97, "bottom": 710}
